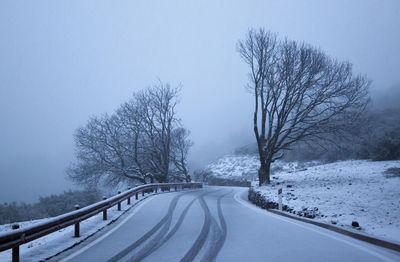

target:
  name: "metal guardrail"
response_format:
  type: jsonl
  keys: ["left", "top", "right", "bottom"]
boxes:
{"left": 0, "top": 182, "right": 202, "bottom": 262}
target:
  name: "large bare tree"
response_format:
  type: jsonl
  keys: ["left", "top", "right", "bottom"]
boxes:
{"left": 68, "top": 82, "right": 192, "bottom": 187}
{"left": 135, "top": 83, "right": 181, "bottom": 182}
{"left": 68, "top": 113, "right": 148, "bottom": 187}
{"left": 237, "top": 29, "right": 370, "bottom": 185}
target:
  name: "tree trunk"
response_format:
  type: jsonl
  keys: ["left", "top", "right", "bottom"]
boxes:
{"left": 258, "top": 161, "right": 271, "bottom": 186}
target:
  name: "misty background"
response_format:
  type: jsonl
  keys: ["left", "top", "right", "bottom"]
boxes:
{"left": 0, "top": 0, "right": 399, "bottom": 203}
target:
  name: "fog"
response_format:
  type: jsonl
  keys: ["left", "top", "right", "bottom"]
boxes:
{"left": 0, "top": 0, "right": 399, "bottom": 203}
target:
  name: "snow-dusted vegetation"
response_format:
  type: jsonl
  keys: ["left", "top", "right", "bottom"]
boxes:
{"left": 204, "top": 154, "right": 319, "bottom": 182}
{"left": 0, "top": 189, "right": 102, "bottom": 225}
{"left": 206, "top": 155, "right": 400, "bottom": 242}
{"left": 205, "top": 155, "right": 260, "bottom": 181}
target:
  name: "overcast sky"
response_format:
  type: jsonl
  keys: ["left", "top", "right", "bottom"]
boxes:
{"left": 1, "top": 0, "right": 399, "bottom": 203}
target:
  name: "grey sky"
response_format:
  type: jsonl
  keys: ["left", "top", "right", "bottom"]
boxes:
{"left": 1, "top": 0, "right": 399, "bottom": 203}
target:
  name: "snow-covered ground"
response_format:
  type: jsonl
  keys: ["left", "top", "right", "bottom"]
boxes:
{"left": 205, "top": 154, "right": 319, "bottom": 180}
{"left": 205, "top": 155, "right": 260, "bottom": 180}
{"left": 0, "top": 195, "right": 151, "bottom": 262}
{"left": 207, "top": 155, "right": 400, "bottom": 242}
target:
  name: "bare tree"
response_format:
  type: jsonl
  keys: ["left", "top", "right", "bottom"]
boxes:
{"left": 117, "top": 98, "right": 153, "bottom": 181}
{"left": 193, "top": 169, "right": 212, "bottom": 183}
{"left": 237, "top": 29, "right": 370, "bottom": 185}
{"left": 68, "top": 114, "right": 148, "bottom": 187}
{"left": 170, "top": 128, "right": 193, "bottom": 182}
{"left": 68, "top": 82, "right": 191, "bottom": 187}
{"left": 135, "top": 83, "right": 180, "bottom": 182}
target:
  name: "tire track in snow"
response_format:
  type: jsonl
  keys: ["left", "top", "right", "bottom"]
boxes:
{"left": 200, "top": 217, "right": 222, "bottom": 262}
{"left": 128, "top": 190, "right": 211, "bottom": 261}
{"left": 200, "top": 190, "right": 232, "bottom": 262}
{"left": 179, "top": 195, "right": 211, "bottom": 262}
{"left": 106, "top": 191, "right": 189, "bottom": 262}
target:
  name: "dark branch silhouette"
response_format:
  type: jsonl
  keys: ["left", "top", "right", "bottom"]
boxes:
{"left": 68, "top": 83, "right": 193, "bottom": 187}
{"left": 237, "top": 29, "right": 370, "bottom": 185}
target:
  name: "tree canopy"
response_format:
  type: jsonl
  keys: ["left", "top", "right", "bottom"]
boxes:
{"left": 68, "top": 83, "right": 192, "bottom": 187}
{"left": 238, "top": 29, "right": 370, "bottom": 185}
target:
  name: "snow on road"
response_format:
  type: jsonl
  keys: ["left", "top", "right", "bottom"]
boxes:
{"left": 55, "top": 187, "right": 400, "bottom": 261}
{"left": 1, "top": 187, "right": 400, "bottom": 261}
{"left": 0, "top": 195, "right": 152, "bottom": 262}
{"left": 207, "top": 156, "right": 400, "bottom": 243}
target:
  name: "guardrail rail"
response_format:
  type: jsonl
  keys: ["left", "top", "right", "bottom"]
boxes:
{"left": 0, "top": 182, "right": 202, "bottom": 262}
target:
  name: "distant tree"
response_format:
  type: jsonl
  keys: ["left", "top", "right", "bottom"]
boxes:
{"left": 68, "top": 114, "right": 145, "bottom": 186}
{"left": 359, "top": 107, "right": 400, "bottom": 161}
{"left": 237, "top": 29, "right": 370, "bottom": 185}
{"left": 234, "top": 143, "right": 258, "bottom": 156}
{"left": 170, "top": 128, "right": 193, "bottom": 182}
{"left": 193, "top": 170, "right": 212, "bottom": 182}
{"left": 68, "top": 82, "right": 192, "bottom": 187}
{"left": 135, "top": 84, "right": 181, "bottom": 182}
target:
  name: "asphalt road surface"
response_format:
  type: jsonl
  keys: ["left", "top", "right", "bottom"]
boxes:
{"left": 56, "top": 187, "right": 400, "bottom": 262}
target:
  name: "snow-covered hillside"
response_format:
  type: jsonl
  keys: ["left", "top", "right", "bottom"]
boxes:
{"left": 205, "top": 155, "right": 259, "bottom": 180}
{"left": 204, "top": 154, "right": 319, "bottom": 180}
{"left": 206, "top": 155, "right": 400, "bottom": 242}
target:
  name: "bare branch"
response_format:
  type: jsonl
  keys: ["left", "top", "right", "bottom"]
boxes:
{"left": 238, "top": 28, "right": 370, "bottom": 185}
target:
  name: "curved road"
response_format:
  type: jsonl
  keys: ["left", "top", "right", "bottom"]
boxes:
{"left": 56, "top": 187, "right": 400, "bottom": 262}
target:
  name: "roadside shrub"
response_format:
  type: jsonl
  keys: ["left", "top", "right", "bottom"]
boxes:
{"left": 248, "top": 187, "right": 319, "bottom": 218}
{"left": 248, "top": 187, "right": 278, "bottom": 209}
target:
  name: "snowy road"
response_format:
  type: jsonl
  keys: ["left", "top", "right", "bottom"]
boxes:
{"left": 56, "top": 187, "right": 400, "bottom": 262}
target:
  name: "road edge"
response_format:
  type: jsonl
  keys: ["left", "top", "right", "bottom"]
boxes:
{"left": 49, "top": 189, "right": 190, "bottom": 262}
{"left": 266, "top": 208, "right": 400, "bottom": 253}
{"left": 235, "top": 188, "right": 400, "bottom": 254}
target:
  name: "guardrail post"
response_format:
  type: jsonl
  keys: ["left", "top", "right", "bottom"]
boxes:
{"left": 136, "top": 192, "right": 138, "bottom": 200}
{"left": 117, "top": 191, "right": 121, "bottom": 211}
{"left": 74, "top": 205, "right": 80, "bottom": 237}
{"left": 142, "top": 190, "right": 145, "bottom": 197}
{"left": 155, "top": 186, "right": 158, "bottom": 193}
{"left": 127, "top": 187, "right": 131, "bottom": 205}
{"left": 12, "top": 223, "right": 19, "bottom": 262}
{"left": 103, "top": 196, "right": 107, "bottom": 220}
{"left": 175, "top": 185, "right": 177, "bottom": 191}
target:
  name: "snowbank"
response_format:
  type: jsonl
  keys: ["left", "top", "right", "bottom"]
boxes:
{"left": 254, "top": 160, "right": 400, "bottom": 242}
